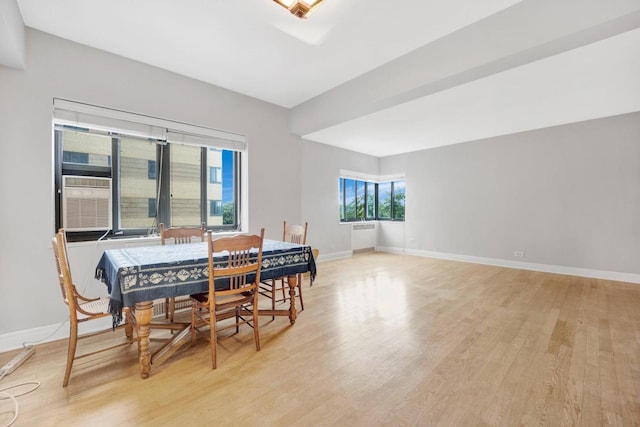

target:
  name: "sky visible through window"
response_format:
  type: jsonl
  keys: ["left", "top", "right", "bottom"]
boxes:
{"left": 222, "top": 150, "right": 234, "bottom": 204}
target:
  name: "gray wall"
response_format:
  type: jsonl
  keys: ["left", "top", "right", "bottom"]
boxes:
{"left": 301, "top": 140, "right": 379, "bottom": 256}
{"left": 0, "top": 29, "right": 303, "bottom": 337}
{"left": 379, "top": 112, "right": 640, "bottom": 274}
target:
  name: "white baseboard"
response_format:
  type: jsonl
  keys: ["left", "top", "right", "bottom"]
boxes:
{"left": 0, "top": 317, "right": 113, "bottom": 354}
{"left": 1, "top": 323, "right": 65, "bottom": 354}
{"left": 376, "top": 246, "right": 640, "bottom": 284}
{"left": 316, "top": 250, "right": 352, "bottom": 261}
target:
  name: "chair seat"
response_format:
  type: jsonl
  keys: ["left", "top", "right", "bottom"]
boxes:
{"left": 76, "top": 297, "right": 112, "bottom": 320}
{"left": 191, "top": 292, "right": 254, "bottom": 310}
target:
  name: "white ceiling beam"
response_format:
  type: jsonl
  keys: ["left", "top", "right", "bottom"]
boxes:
{"left": 290, "top": 0, "right": 640, "bottom": 137}
{"left": 0, "top": 0, "right": 25, "bottom": 69}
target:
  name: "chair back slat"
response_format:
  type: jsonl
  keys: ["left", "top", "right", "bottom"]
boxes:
{"left": 160, "top": 223, "right": 205, "bottom": 245}
{"left": 283, "top": 221, "right": 308, "bottom": 245}
{"left": 208, "top": 230, "right": 264, "bottom": 298}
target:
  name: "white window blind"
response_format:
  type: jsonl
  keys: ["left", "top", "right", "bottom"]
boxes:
{"left": 53, "top": 98, "right": 246, "bottom": 151}
{"left": 339, "top": 169, "right": 405, "bottom": 183}
{"left": 166, "top": 128, "right": 246, "bottom": 151}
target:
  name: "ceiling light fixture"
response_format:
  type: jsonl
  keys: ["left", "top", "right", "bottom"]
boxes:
{"left": 273, "top": 0, "right": 325, "bottom": 19}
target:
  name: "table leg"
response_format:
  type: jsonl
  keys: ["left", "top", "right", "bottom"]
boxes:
{"left": 287, "top": 274, "right": 298, "bottom": 324}
{"left": 124, "top": 309, "right": 135, "bottom": 342}
{"left": 134, "top": 301, "right": 153, "bottom": 379}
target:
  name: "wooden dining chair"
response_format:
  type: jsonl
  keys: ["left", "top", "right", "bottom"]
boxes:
{"left": 52, "top": 229, "right": 134, "bottom": 387}
{"left": 260, "top": 221, "right": 308, "bottom": 316}
{"left": 190, "top": 229, "right": 264, "bottom": 369}
{"left": 159, "top": 222, "right": 206, "bottom": 322}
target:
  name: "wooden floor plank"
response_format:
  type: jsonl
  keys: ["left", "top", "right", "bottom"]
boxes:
{"left": 1, "top": 252, "right": 639, "bottom": 426}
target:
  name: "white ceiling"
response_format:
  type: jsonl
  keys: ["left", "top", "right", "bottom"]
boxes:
{"left": 9, "top": 0, "right": 640, "bottom": 157}
{"left": 306, "top": 28, "right": 640, "bottom": 156}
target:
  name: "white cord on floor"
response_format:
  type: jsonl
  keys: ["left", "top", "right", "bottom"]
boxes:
{"left": 0, "top": 371, "right": 41, "bottom": 427}
{"left": 0, "top": 391, "right": 18, "bottom": 427}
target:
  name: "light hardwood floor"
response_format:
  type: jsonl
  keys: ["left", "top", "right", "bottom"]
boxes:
{"left": 1, "top": 252, "right": 639, "bottom": 426}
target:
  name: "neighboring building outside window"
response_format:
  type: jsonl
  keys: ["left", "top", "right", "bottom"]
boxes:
{"left": 169, "top": 144, "right": 201, "bottom": 227}
{"left": 120, "top": 137, "right": 158, "bottom": 228}
{"left": 55, "top": 125, "right": 241, "bottom": 241}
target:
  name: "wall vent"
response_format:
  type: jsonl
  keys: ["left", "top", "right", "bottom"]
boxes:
{"left": 352, "top": 223, "right": 376, "bottom": 231}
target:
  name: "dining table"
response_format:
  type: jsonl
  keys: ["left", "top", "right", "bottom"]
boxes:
{"left": 95, "top": 238, "right": 316, "bottom": 379}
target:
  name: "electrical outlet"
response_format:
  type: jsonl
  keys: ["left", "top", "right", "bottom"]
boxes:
{"left": 0, "top": 346, "right": 35, "bottom": 375}
{"left": 514, "top": 251, "right": 524, "bottom": 257}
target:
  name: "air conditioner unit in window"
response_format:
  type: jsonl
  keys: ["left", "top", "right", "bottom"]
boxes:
{"left": 62, "top": 176, "right": 112, "bottom": 231}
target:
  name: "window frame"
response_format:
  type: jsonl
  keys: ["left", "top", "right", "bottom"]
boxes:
{"left": 339, "top": 176, "right": 405, "bottom": 223}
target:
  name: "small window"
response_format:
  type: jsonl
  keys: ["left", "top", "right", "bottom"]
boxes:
{"left": 148, "top": 198, "right": 157, "bottom": 218}
{"left": 148, "top": 160, "right": 157, "bottom": 179}
{"left": 63, "top": 151, "right": 89, "bottom": 164}
{"left": 209, "top": 200, "right": 223, "bottom": 216}
{"left": 209, "top": 167, "right": 222, "bottom": 183}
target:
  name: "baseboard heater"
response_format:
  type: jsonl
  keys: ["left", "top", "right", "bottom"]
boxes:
{"left": 351, "top": 223, "right": 376, "bottom": 252}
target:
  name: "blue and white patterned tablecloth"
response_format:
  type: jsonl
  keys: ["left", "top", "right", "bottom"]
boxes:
{"left": 95, "top": 239, "right": 316, "bottom": 323}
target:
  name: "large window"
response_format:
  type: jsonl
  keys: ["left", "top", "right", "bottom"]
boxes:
{"left": 339, "top": 177, "right": 405, "bottom": 222}
{"left": 53, "top": 100, "right": 245, "bottom": 241}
